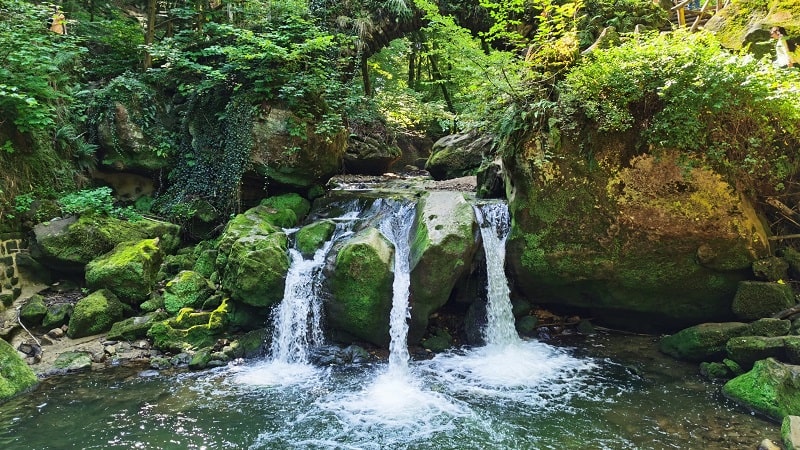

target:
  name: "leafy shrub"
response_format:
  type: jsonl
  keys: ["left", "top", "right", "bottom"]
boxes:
{"left": 556, "top": 31, "right": 800, "bottom": 193}
{"left": 58, "top": 187, "right": 141, "bottom": 221}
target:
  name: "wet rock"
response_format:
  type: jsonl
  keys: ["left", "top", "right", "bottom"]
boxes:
{"left": 759, "top": 438, "right": 781, "bottom": 450}
{"left": 52, "top": 351, "right": 93, "bottom": 372}
{"left": 42, "top": 302, "right": 73, "bottom": 329}
{"left": 19, "top": 294, "right": 47, "bottom": 327}
{"left": 726, "top": 336, "right": 786, "bottom": 370}
{"left": 295, "top": 220, "right": 336, "bottom": 258}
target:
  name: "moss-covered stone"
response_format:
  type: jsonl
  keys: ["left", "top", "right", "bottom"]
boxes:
{"left": 422, "top": 329, "right": 453, "bottom": 353}
{"left": 328, "top": 227, "right": 394, "bottom": 346}
{"left": 753, "top": 257, "right": 790, "bottom": 282}
{"left": 42, "top": 302, "right": 73, "bottom": 329}
{"left": 258, "top": 193, "right": 311, "bottom": 228}
{"left": 232, "top": 328, "right": 268, "bottom": 358}
{"left": 295, "top": 220, "right": 336, "bottom": 258}
{"left": 408, "top": 192, "right": 479, "bottom": 343}
{"left": 31, "top": 215, "right": 179, "bottom": 273}
{"left": 425, "top": 132, "right": 493, "bottom": 180}
{"left": 85, "top": 238, "right": 164, "bottom": 305}
{"left": 784, "top": 248, "right": 800, "bottom": 280}
{"left": 0, "top": 338, "right": 38, "bottom": 401}
{"left": 723, "top": 358, "right": 800, "bottom": 422}
{"left": 175, "top": 308, "right": 213, "bottom": 329}
{"left": 19, "top": 294, "right": 47, "bottom": 327}
{"left": 726, "top": 336, "right": 787, "bottom": 370}
{"left": 67, "top": 289, "right": 125, "bottom": 338}
{"left": 146, "top": 321, "right": 216, "bottom": 353}
{"left": 782, "top": 415, "right": 800, "bottom": 450}
{"left": 733, "top": 281, "right": 796, "bottom": 321}
{"left": 163, "top": 270, "right": 215, "bottom": 314}
{"left": 107, "top": 311, "right": 169, "bottom": 341}
{"left": 192, "top": 249, "right": 218, "bottom": 279}
{"left": 139, "top": 295, "right": 164, "bottom": 313}
{"left": 221, "top": 233, "right": 289, "bottom": 307}
{"left": 659, "top": 322, "right": 751, "bottom": 362}
{"left": 504, "top": 147, "right": 766, "bottom": 331}
{"left": 188, "top": 348, "right": 213, "bottom": 370}
{"left": 751, "top": 318, "right": 793, "bottom": 337}
{"left": 700, "top": 361, "right": 733, "bottom": 380}
{"left": 52, "top": 351, "right": 93, "bottom": 372}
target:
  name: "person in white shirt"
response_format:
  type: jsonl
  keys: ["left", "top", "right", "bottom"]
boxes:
{"left": 770, "top": 27, "right": 797, "bottom": 68}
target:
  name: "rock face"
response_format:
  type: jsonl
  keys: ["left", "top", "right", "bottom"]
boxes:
{"left": 31, "top": 215, "right": 180, "bottom": 273}
{"left": 723, "top": 358, "right": 800, "bottom": 422}
{"left": 0, "top": 338, "right": 38, "bottom": 401}
{"left": 426, "top": 132, "right": 494, "bottom": 180}
{"left": 85, "top": 238, "right": 164, "bottom": 305}
{"left": 248, "top": 106, "right": 347, "bottom": 188}
{"left": 327, "top": 227, "right": 394, "bottom": 346}
{"left": 345, "top": 134, "right": 402, "bottom": 175}
{"left": 504, "top": 145, "right": 769, "bottom": 331}
{"left": 408, "top": 192, "right": 479, "bottom": 342}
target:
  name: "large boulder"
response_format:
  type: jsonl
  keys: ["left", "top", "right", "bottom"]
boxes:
{"left": 31, "top": 215, "right": 179, "bottom": 273}
{"left": 67, "top": 289, "right": 125, "bottom": 338}
{"left": 425, "top": 131, "right": 494, "bottom": 180}
{"left": 248, "top": 106, "right": 347, "bottom": 188}
{"left": 723, "top": 358, "right": 800, "bottom": 422}
{"left": 327, "top": 228, "right": 394, "bottom": 346}
{"left": 107, "top": 311, "right": 169, "bottom": 341}
{"left": 216, "top": 198, "right": 307, "bottom": 308}
{"left": 344, "top": 134, "right": 402, "bottom": 175}
{"left": 85, "top": 238, "right": 164, "bottom": 305}
{"left": 0, "top": 338, "right": 38, "bottom": 401}
{"left": 504, "top": 146, "right": 769, "bottom": 331}
{"left": 408, "top": 192, "right": 479, "bottom": 342}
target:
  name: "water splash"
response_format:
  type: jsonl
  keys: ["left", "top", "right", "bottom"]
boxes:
{"left": 474, "top": 202, "right": 518, "bottom": 346}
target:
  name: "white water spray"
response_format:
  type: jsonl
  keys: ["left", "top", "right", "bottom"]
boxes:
{"left": 474, "top": 202, "right": 519, "bottom": 346}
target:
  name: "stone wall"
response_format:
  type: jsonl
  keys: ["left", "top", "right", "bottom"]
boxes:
{"left": 0, "top": 235, "right": 24, "bottom": 309}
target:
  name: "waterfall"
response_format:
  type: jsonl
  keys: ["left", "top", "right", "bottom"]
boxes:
{"left": 475, "top": 202, "right": 519, "bottom": 346}
{"left": 377, "top": 200, "right": 417, "bottom": 375}
{"left": 268, "top": 206, "right": 362, "bottom": 364}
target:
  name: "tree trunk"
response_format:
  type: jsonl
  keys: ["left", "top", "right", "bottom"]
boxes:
{"left": 143, "top": 0, "right": 157, "bottom": 70}
{"left": 428, "top": 55, "right": 454, "bottom": 113}
{"left": 361, "top": 52, "right": 372, "bottom": 97}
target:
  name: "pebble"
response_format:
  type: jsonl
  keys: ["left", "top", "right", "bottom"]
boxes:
{"left": 47, "top": 328, "right": 64, "bottom": 338}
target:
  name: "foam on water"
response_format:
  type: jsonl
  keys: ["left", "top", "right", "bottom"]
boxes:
{"left": 232, "top": 360, "right": 325, "bottom": 387}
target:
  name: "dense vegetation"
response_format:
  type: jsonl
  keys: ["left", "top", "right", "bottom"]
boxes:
{"left": 1, "top": 0, "right": 799, "bottom": 234}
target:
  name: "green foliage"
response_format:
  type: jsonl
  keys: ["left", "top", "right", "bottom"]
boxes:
{"left": 0, "top": 0, "right": 86, "bottom": 134}
{"left": 557, "top": 31, "right": 800, "bottom": 192}
{"left": 576, "top": 0, "right": 668, "bottom": 48}
{"left": 74, "top": 10, "right": 144, "bottom": 82}
{"left": 58, "top": 187, "right": 142, "bottom": 221}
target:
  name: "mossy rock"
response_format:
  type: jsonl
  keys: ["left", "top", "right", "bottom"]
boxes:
{"left": 221, "top": 232, "right": 289, "bottom": 307}
{"left": 753, "top": 257, "right": 790, "bottom": 282}
{"left": 188, "top": 347, "right": 213, "bottom": 370}
{"left": 505, "top": 147, "right": 767, "bottom": 331}
{"left": 232, "top": 328, "right": 268, "bottom": 358}
{"left": 726, "top": 336, "right": 787, "bottom": 370}
{"left": 52, "top": 351, "right": 92, "bottom": 372}
{"left": 408, "top": 192, "right": 479, "bottom": 343}
{"left": 192, "top": 249, "right": 218, "bottom": 279}
{"left": 258, "top": 193, "right": 311, "bottom": 228}
{"left": 175, "top": 308, "right": 213, "bottom": 329}
{"left": 328, "top": 227, "right": 394, "bottom": 346}
{"left": 722, "top": 358, "right": 800, "bottom": 422}
{"left": 42, "top": 303, "right": 73, "bottom": 329}
{"left": 0, "top": 338, "right": 38, "bottom": 401}
{"left": 732, "top": 281, "right": 796, "bottom": 321}
{"left": 85, "top": 238, "right": 164, "bottom": 305}
{"left": 107, "top": 311, "right": 169, "bottom": 341}
{"left": 782, "top": 415, "right": 800, "bottom": 450}
{"left": 163, "top": 270, "right": 215, "bottom": 314}
{"left": 295, "top": 220, "right": 336, "bottom": 258}
{"left": 659, "top": 322, "right": 751, "bottom": 362}
{"left": 750, "top": 318, "right": 793, "bottom": 337}
{"left": 31, "top": 215, "right": 179, "bottom": 273}
{"left": 67, "top": 289, "right": 125, "bottom": 338}
{"left": 146, "top": 321, "right": 216, "bottom": 353}
{"left": 700, "top": 361, "right": 734, "bottom": 380}
{"left": 19, "top": 294, "right": 47, "bottom": 327}
{"left": 425, "top": 132, "right": 493, "bottom": 180}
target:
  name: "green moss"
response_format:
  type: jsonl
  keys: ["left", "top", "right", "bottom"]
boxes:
{"left": 106, "top": 311, "right": 169, "bottom": 341}
{"left": 329, "top": 228, "right": 393, "bottom": 346}
{"left": 147, "top": 320, "right": 216, "bottom": 352}
{"left": 0, "top": 338, "right": 38, "bottom": 401}
{"left": 659, "top": 322, "right": 751, "bottom": 361}
{"left": 67, "top": 289, "right": 125, "bottom": 338}
{"left": 295, "top": 220, "right": 336, "bottom": 257}
{"left": 163, "top": 270, "right": 214, "bottom": 314}
{"left": 221, "top": 232, "right": 289, "bottom": 307}
{"left": 723, "top": 358, "right": 800, "bottom": 422}
{"left": 85, "top": 238, "right": 163, "bottom": 305}
{"left": 258, "top": 193, "right": 311, "bottom": 228}
{"left": 19, "top": 294, "right": 47, "bottom": 327}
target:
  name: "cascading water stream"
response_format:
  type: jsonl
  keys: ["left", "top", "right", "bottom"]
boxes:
{"left": 269, "top": 208, "right": 361, "bottom": 364}
{"left": 377, "top": 200, "right": 417, "bottom": 376}
{"left": 474, "top": 202, "right": 519, "bottom": 346}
